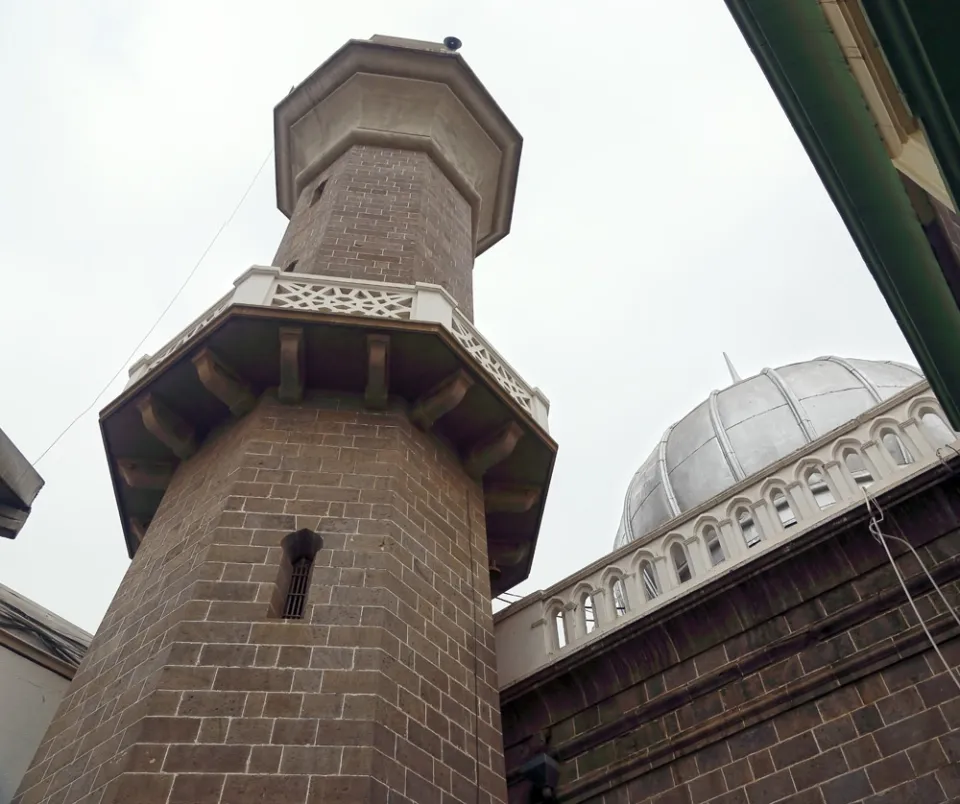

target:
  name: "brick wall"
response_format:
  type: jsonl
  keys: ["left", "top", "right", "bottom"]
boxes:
{"left": 16, "top": 392, "right": 505, "bottom": 804}
{"left": 501, "top": 470, "right": 960, "bottom": 804}
{"left": 273, "top": 145, "right": 477, "bottom": 320}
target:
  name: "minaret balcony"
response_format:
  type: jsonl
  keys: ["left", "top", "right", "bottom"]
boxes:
{"left": 102, "top": 266, "right": 555, "bottom": 595}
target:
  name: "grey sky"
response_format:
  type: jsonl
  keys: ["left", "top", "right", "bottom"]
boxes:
{"left": 0, "top": 1, "right": 919, "bottom": 633}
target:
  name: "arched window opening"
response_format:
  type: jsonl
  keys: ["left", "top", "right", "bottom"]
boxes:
{"left": 554, "top": 608, "right": 568, "bottom": 649}
{"left": 844, "top": 449, "right": 874, "bottom": 489}
{"left": 704, "top": 526, "right": 725, "bottom": 567}
{"left": 771, "top": 491, "right": 797, "bottom": 528}
{"left": 806, "top": 469, "right": 835, "bottom": 510}
{"left": 671, "top": 543, "right": 693, "bottom": 584}
{"left": 272, "top": 529, "right": 323, "bottom": 621}
{"left": 310, "top": 179, "right": 327, "bottom": 206}
{"left": 881, "top": 430, "right": 913, "bottom": 467}
{"left": 737, "top": 508, "right": 761, "bottom": 548}
{"left": 284, "top": 259, "right": 299, "bottom": 273}
{"left": 611, "top": 578, "right": 628, "bottom": 617}
{"left": 581, "top": 592, "right": 598, "bottom": 635}
{"left": 920, "top": 410, "right": 954, "bottom": 449}
{"left": 639, "top": 560, "right": 660, "bottom": 601}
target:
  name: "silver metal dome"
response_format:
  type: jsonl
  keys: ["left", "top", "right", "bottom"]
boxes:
{"left": 613, "top": 357, "right": 924, "bottom": 549}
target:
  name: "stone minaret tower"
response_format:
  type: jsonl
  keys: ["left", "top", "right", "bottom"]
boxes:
{"left": 15, "top": 36, "right": 554, "bottom": 804}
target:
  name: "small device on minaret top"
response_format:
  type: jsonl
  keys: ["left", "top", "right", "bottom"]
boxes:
{"left": 443, "top": 35, "right": 462, "bottom": 51}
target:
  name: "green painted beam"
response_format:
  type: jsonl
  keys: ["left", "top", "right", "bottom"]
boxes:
{"left": 863, "top": 0, "right": 960, "bottom": 210}
{"left": 723, "top": 0, "right": 960, "bottom": 429}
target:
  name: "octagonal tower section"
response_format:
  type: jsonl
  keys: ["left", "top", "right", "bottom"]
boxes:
{"left": 14, "top": 36, "right": 554, "bottom": 804}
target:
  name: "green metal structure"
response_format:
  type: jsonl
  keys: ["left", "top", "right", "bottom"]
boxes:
{"left": 723, "top": 0, "right": 960, "bottom": 428}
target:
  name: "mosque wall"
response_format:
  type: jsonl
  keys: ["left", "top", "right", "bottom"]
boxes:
{"left": 500, "top": 459, "right": 960, "bottom": 803}
{"left": 495, "top": 383, "right": 954, "bottom": 687}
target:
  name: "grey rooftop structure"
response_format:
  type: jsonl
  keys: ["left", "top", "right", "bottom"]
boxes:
{"left": 0, "top": 426, "right": 43, "bottom": 540}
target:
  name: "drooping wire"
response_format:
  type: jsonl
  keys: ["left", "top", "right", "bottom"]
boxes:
{"left": 25, "top": 147, "right": 273, "bottom": 470}
{"left": 862, "top": 487, "right": 960, "bottom": 693}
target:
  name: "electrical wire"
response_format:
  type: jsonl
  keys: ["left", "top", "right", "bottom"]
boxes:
{"left": 861, "top": 487, "right": 960, "bottom": 693}
{"left": 23, "top": 147, "right": 273, "bottom": 471}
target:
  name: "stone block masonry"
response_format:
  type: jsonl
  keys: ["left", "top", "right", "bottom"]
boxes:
{"left": 501, "top": 469, "right": 960, "bottom": 804}
{"left": 15, "top": 392, "right": 507, "bottom": 804}
{"left": 273, "top": 145, "right": 477, "bottom": 321}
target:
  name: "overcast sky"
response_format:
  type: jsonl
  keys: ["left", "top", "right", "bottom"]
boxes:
{"left": 0, "top": 1, "right": 920, "bottom": 634}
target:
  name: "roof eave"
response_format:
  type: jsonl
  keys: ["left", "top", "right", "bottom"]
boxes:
{"left": 724, "top": 0, "right": 960, "bottom": 430}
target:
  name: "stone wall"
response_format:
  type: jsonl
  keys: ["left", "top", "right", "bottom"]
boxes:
{"left": 273, "top": 145, "right": 476, "bottom": 320}
{"left": 16, "top": 392, "right": 504, "bottom": 804}
{"left": 501, "top": 465, "right": 960, "bottom": 803}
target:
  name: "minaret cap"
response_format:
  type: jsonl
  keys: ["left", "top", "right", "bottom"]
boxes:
{"left": 274, "top": 35, "right": 523, "bottom": 255}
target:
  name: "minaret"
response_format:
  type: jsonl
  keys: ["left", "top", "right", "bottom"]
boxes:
{"left": 15, "top": 36, "right": 554, "bottom": 804}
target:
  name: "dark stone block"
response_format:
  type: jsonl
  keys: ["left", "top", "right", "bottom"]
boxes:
{"left": 695, "top": 740, "right": 732, "bottom": 775}
{"left": 744, "top": 768, "right": 795, "bottom": 804}
{"left": 861, "top": 774, "right": 947, "bottom": 804}
{"left": 821, "top": 769, "right": 873, "bottom": 804}
{"left": 688, "top": 769, "right": 725, "bottom": 804}
{"left": 770, "top": 732, "right": 818, "bottom": 771}
{"left": 814, "top": 715, "right": 857, "bottom": 752}
{"left": 880, "top": 652, "right": 932, "bottom": 692}
{"left": 875, "top": 687, "right": 923, "bottom": 725}
{"left": 728, "top": 722, "right": 778, "bottom": 763}
{"left": 873, "top": 707, "right": 948, "bottom": 757}
{"left": 790, "top": 748, "right": 848, "bottom": 791}
{"left": 775, "top": 703, "right": 823, "bottom": 741}
{"left": 851, "top": 705, "right": 884, "bottom": 736}
{"left": 865, "top": 751, "right": 914, "bottom": 793}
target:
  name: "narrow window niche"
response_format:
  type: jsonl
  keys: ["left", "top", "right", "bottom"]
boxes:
{"left": 670, "top": 542, "right": 693, "bottom": 584}
{"left": 611, "top": 577, "right": 629, "bottom": 617}
{"left": 581, "top": 591, "right": 598, "bottom": 634}
{"left": 310, "top": 179, "right": 328, "bottom": 207}
{"left": 703, "top": 525, "right": 726, "bottom": 566}
{"left": 553, "top": 607, "right": 568, "bottom": 649}
{"left": 271, "top": 529, "right": 323, "bottom": 620}
{"left": 639, "top": 560, "right": 660, "bottom": 601}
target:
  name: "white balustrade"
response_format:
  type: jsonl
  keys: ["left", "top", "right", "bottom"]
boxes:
{"left": 494, "top": 383, "right": 958, "bottom": 688}
{"left": 125, "top": 267, "right": 547, "bottom": 430}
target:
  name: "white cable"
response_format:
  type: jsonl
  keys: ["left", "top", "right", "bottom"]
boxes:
{"left": 25, "top": 147, "right": 273, "bottom": 469}
{"left": 861, "top": 488, "right": 960, "bottom": 693}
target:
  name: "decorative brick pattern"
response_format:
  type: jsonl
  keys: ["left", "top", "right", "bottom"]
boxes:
{"left": 16, "top": 393, "right": 505, "bottom": 803}
{"left": 502, "top": 474, "right": 960, "bottom": 804}
{"left": 273, "top": 145, "right": 476, "bottom": 320}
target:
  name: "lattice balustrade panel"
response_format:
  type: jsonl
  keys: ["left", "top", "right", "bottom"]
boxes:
{"left": 146, "top": 295, "right": 233, "bottom": 372}
{"left": 450, "top": 315, "right": 534, "bottom": 413}
{"left": 271, "top": 281, "right": 415, "bottom": 319}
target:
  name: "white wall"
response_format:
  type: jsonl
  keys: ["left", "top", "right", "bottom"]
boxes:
{"left": 0, "top": 646, "right": 71, "bottom": 803}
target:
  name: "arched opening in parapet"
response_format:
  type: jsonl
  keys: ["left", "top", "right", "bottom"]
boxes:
{"left": 702, "top": 524, "right": 726, "bottom": 566}
{"left": 552, "top": 606, "right": 568, "bottom": 649}
{"left": 736, "top": 507, "right": 762, "bottom": 548}
{"left": 770, "top": 490, "right": 796, "bottom": 529}
{"left": 611, "top": 577, "right": 629, "bottom": 617}
{"left": 580, "top": 590, "right": 598, "bottom": 635}
{"left": 880, "top": 429, "right": 913, "bottom": 467}
{"left": 920, "top": 409, "right": 954, "bottom": 449}
{"left": 670, "top": 542, "right": 693, "bottom": 585}
{"left": 639, "top": 560, "right": 660, "bottom": 601}
{"left": 805, "top": 468, "right": 835, "bottom": 510}
{"left": 843, "top": 448, "right": 874, "bottom": 490}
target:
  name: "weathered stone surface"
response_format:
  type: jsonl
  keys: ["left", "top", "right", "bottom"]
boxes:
{"left": 15, "top": 393, "right": 506, "bottom": 804}
{"left": 501, "top": 471, "right": 960, "bottom": 804}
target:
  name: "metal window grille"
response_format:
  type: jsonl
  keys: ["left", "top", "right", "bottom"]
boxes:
{"left": 283, "top": 556, "right": 312, "bottom": 619}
